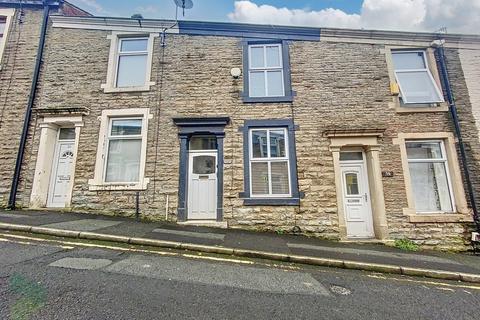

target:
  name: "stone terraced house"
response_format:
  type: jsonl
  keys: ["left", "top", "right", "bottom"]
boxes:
{"left": 1, "top": 1, "right": 480, "bottom": 250}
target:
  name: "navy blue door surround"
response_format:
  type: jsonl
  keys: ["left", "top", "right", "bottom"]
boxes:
{"left": 173, "top": 117, "right": 230, "bottom": 222}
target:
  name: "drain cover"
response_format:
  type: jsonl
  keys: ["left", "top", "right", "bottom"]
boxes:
{"left": 330, "top": 285, "right": 352, "bottom": 295}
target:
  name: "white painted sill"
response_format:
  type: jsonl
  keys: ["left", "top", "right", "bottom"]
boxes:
{"left": 393, "top": 100, "right": 449, "bottom": 113}
{"left": 88, "top": 178, "right": 150, "bottom": 191}
{"left": 101, "top": 82, "right": 155, "bottom": 93}
{"left": 406, "top": 213, "right": 473, "bottom": 223}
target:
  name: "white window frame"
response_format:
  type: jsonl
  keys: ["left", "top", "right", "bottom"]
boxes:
{"left": 248, "top": 44, "right": 285, "bottom": 98}
{"left": 249, "top": 128, "right": 291, "bottom": 197}
{"left": 0, "top": 8, "right": 15, "bottom": 70}
{"left": 405, "top": 139, "right": 455, "bottom": 214}
{"left": 103, "top": 117, "right": 144, "bottom": 184}
{"left": 392, "top": 50, "right": 444, "bottom": 104}
{"left": 114, "top": 37, "right": 149, "bottom": 88}
{"left": 101, "top": 32, "right": 158, "bottom": 93}
{"left": 89, "top": 108, "right": 152, "bottom": 191}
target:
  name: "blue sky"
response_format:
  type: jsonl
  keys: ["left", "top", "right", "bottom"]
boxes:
{"left": 69, "top": 0, "right": 480, "bottom": 34}
{"left": 69, "top": 0, "right": 364, "bottom": 20}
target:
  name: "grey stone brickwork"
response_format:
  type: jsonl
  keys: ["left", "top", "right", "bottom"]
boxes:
{"left": 9, "top": 22, "right": 480, "bottom": 250}
{"left": 0, "top": 8, "right": 43, "bottom": 207}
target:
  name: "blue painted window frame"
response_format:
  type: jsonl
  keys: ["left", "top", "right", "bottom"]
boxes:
{"left": 240, "top": 119, "right": 300, "bottom": 206}
{"left": 242, "top": 39, "right": 294, "bottom": 103}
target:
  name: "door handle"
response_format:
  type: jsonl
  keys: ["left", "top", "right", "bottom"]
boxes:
{"left": 364, "top": 193, "right": 368, "bottom": 202}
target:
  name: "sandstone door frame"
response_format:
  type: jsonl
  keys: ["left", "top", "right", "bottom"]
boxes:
{"left": 327, "top": 131, "right": 388, "bottom": 241}
{"left": 30, "top": 115, "right": 83, "bottom": 209}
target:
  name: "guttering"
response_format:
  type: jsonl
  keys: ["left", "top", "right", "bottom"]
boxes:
{"left": 0, "top": 0, "right": 61, "bottom": 8}
{"left": 51, "top": 15, "right": 179, "bottom": 33}
{"left": 435, "top": 43, "right": 480, "bottom": 233}
{"left": 8, "top": 1, "right": 51, "bottom": 209}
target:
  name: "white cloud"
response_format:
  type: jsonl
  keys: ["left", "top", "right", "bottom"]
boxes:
{"left": 228, "top": 1, "right": 360, "bottom": 29}
{"left": 228, "top": 0, "right": 480, "bottom": 34}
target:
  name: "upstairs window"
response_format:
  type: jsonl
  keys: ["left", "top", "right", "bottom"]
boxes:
{"left": 242, "top": 40, "right": 293, "bottom": 103}
{"left": 0, "top": 9, "right": 14, "bottom": 67}
{"left": 249, "top": 44, "right": 284, "bottom": 98}
{"left": 392, "top": 51, "right": 444, "bottom": 104}
{"left": 116, "top": 38, "right": 149, "bottom": 88}
{"left": 102, "top": 32, "right": 158, "bottom": 93}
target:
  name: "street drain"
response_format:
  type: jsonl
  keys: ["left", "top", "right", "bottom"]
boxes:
{"left": 330, "top": 285, "right": 352, "bottom": 295}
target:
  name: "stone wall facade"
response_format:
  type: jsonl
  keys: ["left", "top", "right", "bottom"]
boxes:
{"left": 8, "top": 17, "right": 480, "bottom": 250}
{"left": 0, "top": 8, "right": 43, "bottom": 206}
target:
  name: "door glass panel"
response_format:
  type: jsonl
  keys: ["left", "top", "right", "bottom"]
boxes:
{"left": 340, "top": 152, "right": 363, "bottom": 161}
{"left": 193, "top": 156, "right": 216, "bottom": 175}
{"left": 251, "top": 162, "right": 269, "bottom": 195}
{"left": 269, "top": 130, "right": 286, "bottom": 158}
{"left": 59, "top": 128, "right": 76, "bottom": 140}
{"left": 345, "top": 173, "right": 359, "bottom": 195}
{"left": 271, "top": 161, "right": 289, "bottom": 194}
{"left": 190, "top": 136, "right": 217, "bottom": 150}
{"left": 251, "top": 130, "right": 268, "bottom": 158}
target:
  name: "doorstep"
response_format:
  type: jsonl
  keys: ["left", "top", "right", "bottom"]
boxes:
{"left": 178, "top": 220, "right": 228, "bottom": 229}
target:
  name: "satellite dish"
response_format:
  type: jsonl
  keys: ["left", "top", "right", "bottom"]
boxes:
{"left": 174, "top": 0, "right": 194, "bottom": 18}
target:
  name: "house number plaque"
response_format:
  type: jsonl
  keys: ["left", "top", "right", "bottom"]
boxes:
{"left": 382, "top": 171, "right": 394, "bottom": 177}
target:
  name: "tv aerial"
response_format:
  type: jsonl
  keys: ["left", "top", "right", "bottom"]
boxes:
{"left": 174, "top": 0, "right": 194, "bottom": 19}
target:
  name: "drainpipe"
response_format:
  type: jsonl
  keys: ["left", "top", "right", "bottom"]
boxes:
{"left": 8, "top": 1, "right": 52, "bottom": 209}
{"left": 434, "top": 40, "right": 480, "bottom": 234}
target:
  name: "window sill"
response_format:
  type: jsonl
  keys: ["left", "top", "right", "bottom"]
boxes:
{"left": 243, "top": 198, "right": 300, "bottom": 206}
{"left": 393, "top": 101, "right": 449, "bottom": 113}
{"left": 406, "top": 214, "right": 473, "bottom": 223}
{"left": 242, "top": 95, "right": 294, "bottom": 104}
{"left": 88, "top": 178, "right": 149, "bottom": 191}
{"left": 101, "top": 82, "right": 155, "bottom": 93}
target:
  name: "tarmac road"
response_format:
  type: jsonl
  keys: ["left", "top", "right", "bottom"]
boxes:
{"left": 0, "top": 233, "right": 479, "bottom": 320}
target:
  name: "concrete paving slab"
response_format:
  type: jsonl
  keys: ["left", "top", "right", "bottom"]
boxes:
{"left": 152, "top": 228, "right": 225, "bottom": 240}
{"left": 287, "top": 243, "right": 462, "bottom": 265}
{"left": 92, "top": 222, "right": 157, "bottom": 238}
{"left": 49, "top": 258, "right": 113, "bottom": 270}
{"left": 146, "top": 230, "right": 224, "bottom": 246}
{"left": 105, "top": 255, "right": 330, "bottom": 296}
{"left": 0, "top": 213, "right": 32, "bottom": 219}
{"left": 224, "top": 233, "right": 291, "bottom": 254}
{"left": 41, "top": 219, "right": 122, "bottom": 232}
{"left": 288, "top": 246, "right": 479, "bottom": 274}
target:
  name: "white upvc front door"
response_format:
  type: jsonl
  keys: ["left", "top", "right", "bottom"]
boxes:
{"left": 188, "top": 151, "right": 217, "bottom": 220}
{"left": 47, "top": 140, "right": 75, "bottom": 208}
{"left": 340, "top": 160, "right": 374, "bottom": 238}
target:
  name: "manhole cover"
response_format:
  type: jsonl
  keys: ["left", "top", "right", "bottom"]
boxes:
{"left": 330, "top": 285, "right": 352, "bottom": 295}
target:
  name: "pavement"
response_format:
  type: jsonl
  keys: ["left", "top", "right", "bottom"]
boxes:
{"left": 1, "top": 237, "right": 479, "bottom": 319}
{"left": 1, "top": 209, "right": 480, "bottom": 282}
